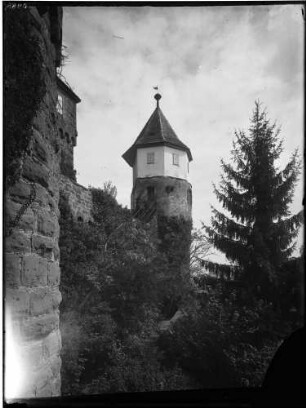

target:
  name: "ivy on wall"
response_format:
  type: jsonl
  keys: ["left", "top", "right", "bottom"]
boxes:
{"left": 156, "top": 215, "right": 193, "bottom": 318}
{"left": 157, "top": 215, "right": 192, "bottom": 266}
{"left": 4, "top": 4, "right": 46, "bottom": 188}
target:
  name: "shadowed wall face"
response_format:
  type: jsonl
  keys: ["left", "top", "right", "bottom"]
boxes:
{"left": 59, "top": 175, "right": 93, "bottom": 222}
{"left": 56, "top": 78, "right": 80, "bottom": 181}
{"left": 5, "top": 6, "right": 63, "bottom": 398}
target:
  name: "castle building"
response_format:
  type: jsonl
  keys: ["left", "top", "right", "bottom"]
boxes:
{"left": 55, "top": 77, "right": 93, "bottom": 223}
{"left": 122, "top": 94, "right": 193, "bottom": 220}
{"left": 56, "top": 77, "right": 81, "bottom": 181}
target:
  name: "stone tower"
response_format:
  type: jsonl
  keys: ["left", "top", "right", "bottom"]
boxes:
{"left": 122, "top": 94, "right": 192, "bottom": 221}
{"left": 4, "top": 6, "right": 63, "bottom": 398}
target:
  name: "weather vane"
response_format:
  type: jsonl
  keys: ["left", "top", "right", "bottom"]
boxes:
{"left": 153, "top": 86, "right": 162, "bottom": 107}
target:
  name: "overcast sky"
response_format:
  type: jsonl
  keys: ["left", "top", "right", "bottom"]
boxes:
{"left": 62, "top": 4, "right": 304, "bottom": 258}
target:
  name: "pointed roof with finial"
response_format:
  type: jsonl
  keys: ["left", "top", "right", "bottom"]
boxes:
{"left": 122, "top": 93, "right": 192, "bottom": 167}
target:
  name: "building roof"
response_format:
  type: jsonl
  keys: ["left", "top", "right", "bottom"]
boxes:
{"left": 122, "top": 95, "right": 192, "bottom": 167}
{"left": 56, "top": 76, "right": 81, "bottom": 103}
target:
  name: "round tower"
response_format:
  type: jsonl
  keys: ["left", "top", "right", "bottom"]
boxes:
{"left": 122, "top": 94, "right": 192, "bottom": 221}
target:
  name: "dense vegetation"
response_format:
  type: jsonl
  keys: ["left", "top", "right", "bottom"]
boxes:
{"left": 60, "top": 103, "right": 303, "bottom": 395}
{"left": 59, "top": 187, "right": 194, "bottom": 394}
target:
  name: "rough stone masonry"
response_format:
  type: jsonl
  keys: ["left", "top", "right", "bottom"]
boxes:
{"left": 5, "top": 6, "right": 63, "bottom": 398}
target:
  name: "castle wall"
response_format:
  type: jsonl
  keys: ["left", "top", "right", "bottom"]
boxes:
{"left": 59, "top": 176, "right": 93, "bottom": 222}
{"left": 5, "top": 6, "right": 63, "bottom": 398}
{"left": 132, "top": 176, "right": 192, "bottom": 220}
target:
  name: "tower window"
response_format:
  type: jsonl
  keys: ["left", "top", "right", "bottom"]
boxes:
{"left": 172, "top": 153, "right": 179, "bottom": 166}
{"left": 56, "top": 94, "right": 63, "bottom": 115}
{"left": 147, "top": 186, "right": 155, "bottom": 201}
{"left": 147, "top": 152, "right": 155, "bottom": 164}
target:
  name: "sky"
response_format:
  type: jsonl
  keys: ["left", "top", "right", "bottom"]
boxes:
{"left": 61, "top": 4, "right": 304, "bottom": 259}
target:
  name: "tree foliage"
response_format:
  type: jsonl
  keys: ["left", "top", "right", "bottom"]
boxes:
{"left": 190, "top": 227, "right": 213, "bottom": 275}
{"left": 193, "top": 102, "right": 304, "bottom": 387}
{"left": 203, "top": 102, "right": 303, "bottom": 305}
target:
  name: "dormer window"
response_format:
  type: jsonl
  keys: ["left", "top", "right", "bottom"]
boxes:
{"left": 172, "top": 153, "right": 179, "bottom": 166}
{"left": 56, "top": 94, "right": 63, "bottom": 115}
{"left": 147, "top": 152, "right": 155, "bottom": 164}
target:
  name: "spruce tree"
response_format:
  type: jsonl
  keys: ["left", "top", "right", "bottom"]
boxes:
{"left": 204, "top": 102, "right": 303, "bottom": 303}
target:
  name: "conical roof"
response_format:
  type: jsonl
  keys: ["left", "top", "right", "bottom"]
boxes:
{"left": 122, "top": 96, "right": 192, "bottom": 167}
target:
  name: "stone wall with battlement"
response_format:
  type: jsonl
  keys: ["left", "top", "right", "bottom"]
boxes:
{"left": 59, "top": 175, "right": 93, "bottom": 222}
